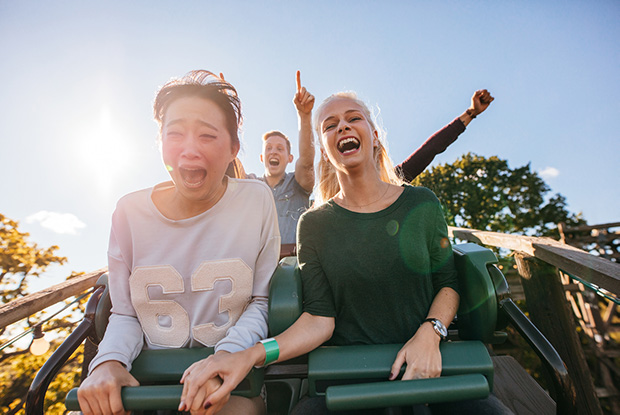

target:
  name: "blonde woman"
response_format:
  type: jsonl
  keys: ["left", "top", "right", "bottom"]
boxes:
{"left": 185, "top": 92, "right": 509, "bottom": 414}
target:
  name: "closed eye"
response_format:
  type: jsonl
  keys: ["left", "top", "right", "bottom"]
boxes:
{"left": 323, "top": 124, "right": 336, "bottom": 132}
{"left": 165, "top": 131, "right": 183, "bottom": 140}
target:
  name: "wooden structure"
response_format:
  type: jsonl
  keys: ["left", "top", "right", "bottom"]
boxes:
{"left": 450, "top": 226, "right": 620, "bottom": 415}
{"left": 558, "top": 221, "right": 620, "bottom": 414}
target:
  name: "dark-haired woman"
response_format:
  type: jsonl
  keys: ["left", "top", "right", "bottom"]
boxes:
{"left": 77, "top": 71, "right": 278, "bottom": 415}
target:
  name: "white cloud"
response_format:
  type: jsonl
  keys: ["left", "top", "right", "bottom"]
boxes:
{"left": 26, "top": 211, "right": 87, "bottom": 235}
{"left": 539, "top": 167, "right": 560, "bottom": 179}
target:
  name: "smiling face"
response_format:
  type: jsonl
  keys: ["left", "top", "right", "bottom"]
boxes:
{"left": 161, "top": 96, "right": 239, "bottom": 207}
{"left": 261, "top": 135, "right": 293, "bottom": 177}
{"left": 317, "top": 97, "right": 378, "bottom": 172}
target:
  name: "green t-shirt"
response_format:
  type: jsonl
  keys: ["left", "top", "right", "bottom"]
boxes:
{"left": 297, "top": 185, "right": 458, "bottom": 346}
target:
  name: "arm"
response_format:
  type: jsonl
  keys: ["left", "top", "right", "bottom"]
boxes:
{"left": 396, "top": 89, "right": 494, "bottom": 182}
{"left": 390, "top": 287, "right": 459, "bottom": 380}
{"left": 180, "top": 313, "right": 334, "bottom": 414}
{"left": 78, "top": 220, "right": 142, "bottom": 414}
{"left": 293, "top": 70, "right": 315, "bottom": 192}
{"left": 390, "top": 195, "right": 460, "bottom": 380}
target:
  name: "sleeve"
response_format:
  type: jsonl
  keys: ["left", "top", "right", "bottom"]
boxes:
{"left": 215, "top": 186, "right": 280, "bottom": 353}
{"left": 297, "top": 212, "right": 337, "bottom": 317}
{"left": 88, "top": 211, "right": 144, "bottom": 373}
{"left": 396, "top": 118, "right": 466, "bottom": 182}
{"left": 429, "top": 198, "right": 459, "bottom": 295}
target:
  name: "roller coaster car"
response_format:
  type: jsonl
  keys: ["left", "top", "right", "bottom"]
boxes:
{"left": 26, "top": 243, "right": 574, "bottom": 414}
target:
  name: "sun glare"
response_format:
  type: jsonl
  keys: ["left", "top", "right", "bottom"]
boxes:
{"left": 74, "top": 105, "right": 134, "bottom": 197}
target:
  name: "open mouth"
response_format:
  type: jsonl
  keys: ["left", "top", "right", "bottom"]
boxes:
{"left": 337, "top": 137, "right": 360, "bottom": 154}
{"left": 179, "top": 167, "right": 207, "bottom": 188}
{"left": 269, "top": 157, "right": 280, "bottom": 167}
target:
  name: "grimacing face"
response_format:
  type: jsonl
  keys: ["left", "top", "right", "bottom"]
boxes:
{"left": 261, "top": 135, "right": 293, "bottom": 177}
{"left": 161, "top": 96, "right": 239, "bottom": 204}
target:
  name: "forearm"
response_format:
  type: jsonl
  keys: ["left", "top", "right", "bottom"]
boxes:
{"left": 425, "top": 287, "right": 460, "bottom": 327}
{"left": 458, "top": 109, "right": 476, "bottom": 127}
{"left": 245, "top": 312, "right": 334, "bottom": 366}
{"left": 89, "top": 313, "right": 144, "bottom": 373}
{"left": 294, "top": 113, "right": 315, "bottom": 191}
{"left": 396, "top": 118, "right": 465, "bottom": 182}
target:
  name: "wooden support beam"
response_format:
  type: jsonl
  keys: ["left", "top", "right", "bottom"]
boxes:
{"left": 514, "top": 252, "right": 602, "bottom": 415}
{"left": 0, "top": 268, "right": 107, "bottom": 329}
{"left": 448, "top": 227, "right": 620, "bottom": 295}
{"left": 560, "top": 222, "right": 620, "bottom": 232}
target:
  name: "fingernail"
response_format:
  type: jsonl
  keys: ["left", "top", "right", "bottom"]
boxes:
{"left": 204, "top": 401, "right": 212, "bottom": 409}
{"left": 388, "top": 372, "right": 395, "bottom": 380}
{"left": 178, "top": 401, "right": 185, "bottom": 411}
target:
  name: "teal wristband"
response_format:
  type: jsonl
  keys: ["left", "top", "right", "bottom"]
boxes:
{"left": 259, "top": 338, "right": 279, "bottom": 366}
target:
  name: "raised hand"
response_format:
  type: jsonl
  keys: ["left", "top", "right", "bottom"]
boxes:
{"left": 469, "top": 89, "right": 494, "bottom": 117}
{"left": 293, "top": 70, "right": 315, "bottom": 115}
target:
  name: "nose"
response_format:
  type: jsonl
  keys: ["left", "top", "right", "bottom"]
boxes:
{"left": 180, "top": 137, "right": 200, "bottom": 159}
{"left": 337, "top": 121, "right": 351, "bottom": 134}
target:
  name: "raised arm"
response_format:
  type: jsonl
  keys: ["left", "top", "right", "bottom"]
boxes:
{"left": 293, "top": 70, "right": 315, "bottom": 192}
{"left": 396, "top": 89, "right": 494, "bottom": 182}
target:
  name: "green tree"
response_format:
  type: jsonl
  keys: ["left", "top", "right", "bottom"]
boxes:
{"left": 411, "top": 153, "right": 586, "bottom": 237}
{"left": 0, "top": 213, "right": 84, "bottom": 415}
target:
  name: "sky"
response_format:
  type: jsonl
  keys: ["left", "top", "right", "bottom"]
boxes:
{"left": 0, "top": 1, "right": 618, "bottom": 292}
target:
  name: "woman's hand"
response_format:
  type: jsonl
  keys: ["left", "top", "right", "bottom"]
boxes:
{"left": 181, "top": 371, "right": 223, "bottom": 415}
{"left": 179, "top": 349, "right": 258, "bottom": 413}
{"left": 389, "top": 322, "right": 442, "bottom": 380}
{"left": 77, "top": 360, "right": 140, "bottom": 415}
{"left": 293, "top": 70, "right": 315, "bottom": 115}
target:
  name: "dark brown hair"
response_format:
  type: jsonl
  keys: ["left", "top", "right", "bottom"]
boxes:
{"left": 154, "top": 70, "right": 243, "bottom": 149}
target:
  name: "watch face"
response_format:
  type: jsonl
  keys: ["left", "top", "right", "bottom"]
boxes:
{"left": 435, "top": 320, "right": 448, "bottom": 338}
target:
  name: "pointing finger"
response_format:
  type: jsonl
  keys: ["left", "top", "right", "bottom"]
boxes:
{"left": 296, "top": 70, "right": 301, "bottom": 92}
{"left": 219, "top": 72, "right": 225, "bottom": 81}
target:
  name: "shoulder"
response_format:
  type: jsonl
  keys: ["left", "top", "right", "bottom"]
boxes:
{"left": 115, "top": 186, "right": 153, "bottom": 212}
{"left": 401, "top": 184, "right": 441, "bottom": 204}
{"left": 298, "top": 202, "right": 334, "bottom": 228}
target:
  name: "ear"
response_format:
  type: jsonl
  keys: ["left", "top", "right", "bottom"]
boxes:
{"left": 231, "top": 141, "right": 240, "bottom": 160}
{"left": 260, "top": 153, "right": 264, "bottom": 163}
{"left": 288, "top": 154, "right": 294, "bottom": 163}
{"left": 373, "top": 130, "right": 379, "bottom": 147}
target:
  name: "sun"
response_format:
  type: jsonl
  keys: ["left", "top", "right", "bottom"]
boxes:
{"left": 73, "top": 105, "right": 135, "bottom": 197}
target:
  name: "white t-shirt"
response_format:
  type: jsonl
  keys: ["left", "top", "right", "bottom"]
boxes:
{"left": 89, "top": 178, "right": 280, "bottom": 372}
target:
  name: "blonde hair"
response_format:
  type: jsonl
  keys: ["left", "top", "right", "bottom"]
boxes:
{"left": 313, "top": 92, "right": 403, "bottom": 205}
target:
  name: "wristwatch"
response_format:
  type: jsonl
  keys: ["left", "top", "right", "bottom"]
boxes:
{"left": 424, "top": 318, "right": 447, "bottom": 341}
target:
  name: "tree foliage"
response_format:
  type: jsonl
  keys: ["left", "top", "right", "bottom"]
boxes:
{"left": 0, "top": 213, "right": 67, "bottom": 306}
{"left": 1, "top": 213, "right": 84, "bottom": 415}
{"left": 411, "top": 153, "right": 586, "bottom": 237}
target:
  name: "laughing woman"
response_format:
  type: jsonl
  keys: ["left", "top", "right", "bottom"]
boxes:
{"left": 191, "top": 90, "right": 512, "bottom": 414}
{"left": 77, "top": 71, "right": 280, "bottom": 415}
